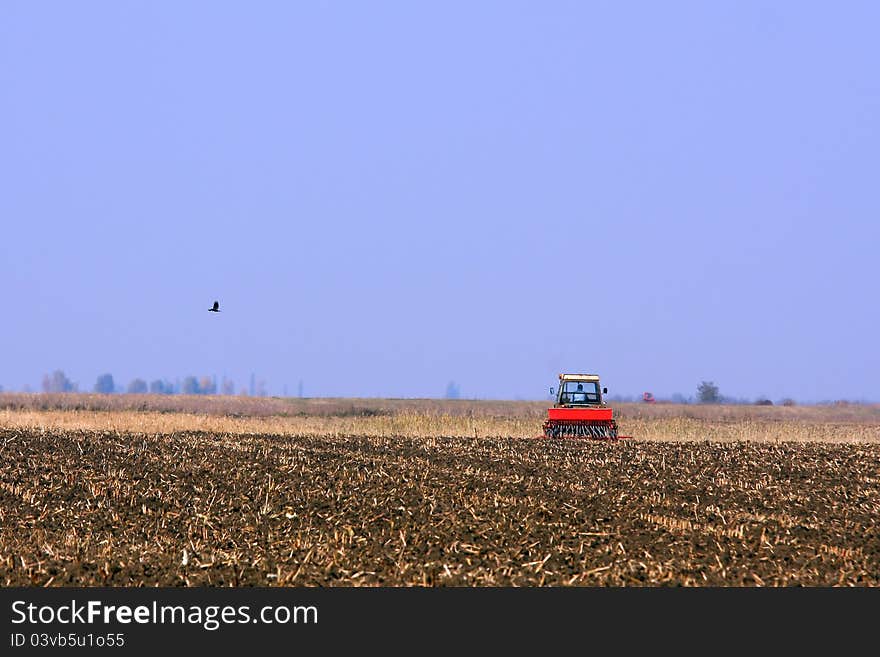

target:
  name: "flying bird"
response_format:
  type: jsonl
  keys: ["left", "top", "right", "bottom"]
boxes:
{"left": 208, "top": 301, "right": 220, "bottom": 312}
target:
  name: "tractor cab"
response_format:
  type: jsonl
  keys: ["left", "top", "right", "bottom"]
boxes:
{"left": 550, "top": 374, "right": 607, "bottom": 407}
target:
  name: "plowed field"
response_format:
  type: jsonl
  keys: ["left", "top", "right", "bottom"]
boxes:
{"left": 2, "top": 418, "right": 878, "bottom": 586}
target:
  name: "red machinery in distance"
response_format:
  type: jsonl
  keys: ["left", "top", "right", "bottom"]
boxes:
{"left": 642, "top": 392, "right": 656, "bottom": 403}
{"left": 542, "top": 373, "right": 629, "bottom": 440}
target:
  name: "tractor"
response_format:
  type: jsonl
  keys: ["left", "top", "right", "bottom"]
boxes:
{"left": 542, "top": 373, "right": 623, "bottom": 440}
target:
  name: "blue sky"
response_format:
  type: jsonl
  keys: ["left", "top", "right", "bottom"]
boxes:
{"left": 1, "top": 2, "right": 877, "bottom": 402}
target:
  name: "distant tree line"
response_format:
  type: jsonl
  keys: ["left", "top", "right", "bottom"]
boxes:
{"left": 34, "top": 370, "right": 267, "bottom": 396}
{"left": 608, "top": 381, "right": 798, "bottom": 406}
{"left": 29, "top": 371, "right": 805, "bottom": 405}
{"left": 696, "top": 381, "right": 795, "bottom": 406}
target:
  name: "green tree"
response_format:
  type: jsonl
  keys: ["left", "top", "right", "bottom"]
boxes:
{"left": 697, "top": 381, "right": 720, "bottom": 404}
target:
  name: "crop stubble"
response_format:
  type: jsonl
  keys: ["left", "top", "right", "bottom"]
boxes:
{"left": 1, "top": 407, "right": 878, "bottom": 586}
